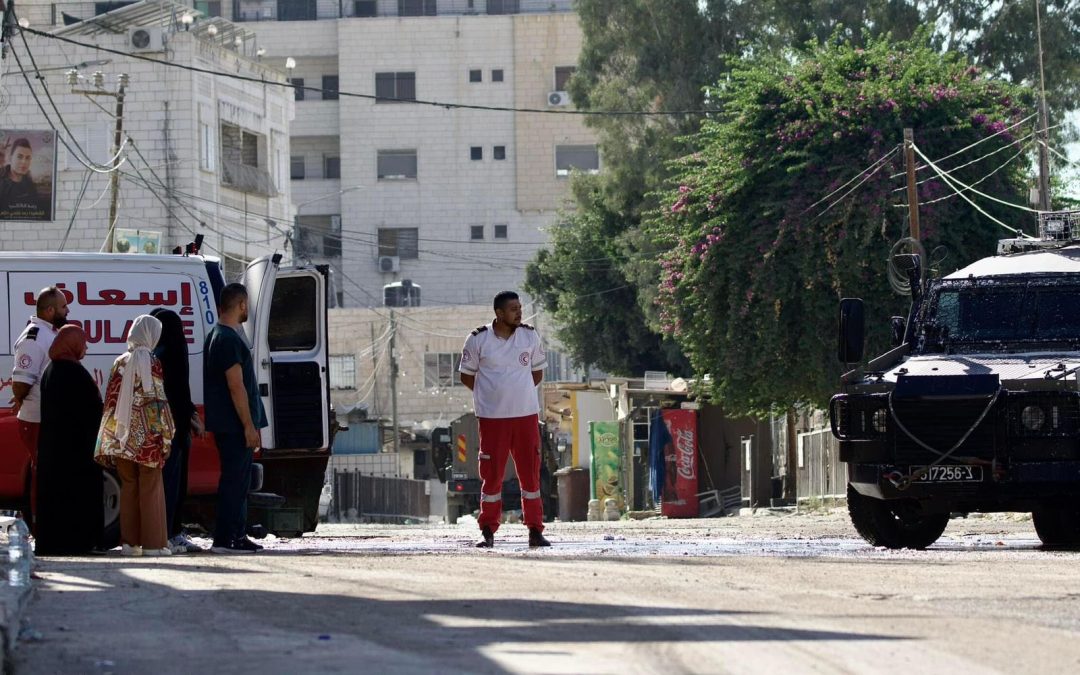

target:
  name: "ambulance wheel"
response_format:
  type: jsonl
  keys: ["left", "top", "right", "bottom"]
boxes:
{"left": 1033, "top": 507, "right": 1080, "bottom": 549}
{"left": 847, "top": 485, "right": 948, "bottom": 550}
{"left": 101, "top": 469, "right": 121, "bottom": 550}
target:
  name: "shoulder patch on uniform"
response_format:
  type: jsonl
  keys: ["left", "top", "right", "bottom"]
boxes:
{"left": 471, "top": 325, "right": 489, "bottom": 336}
{"left": 26, "top": 326, "right": 39, "bottom": 340}
{"left": 521, "top": 323, "right": 535, "bottom": 330}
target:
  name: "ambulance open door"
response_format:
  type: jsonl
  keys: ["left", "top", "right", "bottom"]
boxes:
{"left": 243, "top": 255, "right": 330, "bottom": 452}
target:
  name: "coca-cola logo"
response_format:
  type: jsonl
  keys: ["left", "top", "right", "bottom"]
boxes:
{"left": 675, "top": 428, "right": 696, "bottom": 480}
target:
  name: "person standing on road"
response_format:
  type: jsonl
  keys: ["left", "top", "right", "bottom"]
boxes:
{"left": 151, "top": 308, "right": 204, "bottom": 554}
{"left": 10, "top": 285, "right": 69, "bottom": 530}
{"left": 95, "top": 314, "right": 175, "bottom": 557}
{"left": 203, "top": 283, "right": 267, "bottom": 554}
{"left": 459, "top": 291, "right": 550, "bottom": 548}
{"left": 35, "top": 325, "right": 104, "bottom": 556}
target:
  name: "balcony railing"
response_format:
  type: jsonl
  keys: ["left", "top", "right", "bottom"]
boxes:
{"left": 232, "top": 0, "right": 572, "bottom": 22}
{"left": 221, "top": 159, "right": 277, "bottom": 197}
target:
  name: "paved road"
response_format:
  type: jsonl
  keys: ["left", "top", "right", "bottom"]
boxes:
{"left": 14, "top": 513, "right": 1080, "bottom": 674}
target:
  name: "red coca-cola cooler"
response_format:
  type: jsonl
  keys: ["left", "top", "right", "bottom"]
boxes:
{"left": 661, "top": 409, "right": 698, "bottom": 518}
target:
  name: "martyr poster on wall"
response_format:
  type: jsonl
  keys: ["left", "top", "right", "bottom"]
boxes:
{"left": 0, "top": 129, "right": 57, "bottom": 222}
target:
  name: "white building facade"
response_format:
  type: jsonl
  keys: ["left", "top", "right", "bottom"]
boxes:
{"left": 3, "top": 1, "right": 294, "bottom": 274}
{"left": 175, "top": 0, "right": 596, "bottom": 307}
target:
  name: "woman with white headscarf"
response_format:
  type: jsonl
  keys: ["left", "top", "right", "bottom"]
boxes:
{"left": 96, "top": 314, "right": 176, "bottom": 557}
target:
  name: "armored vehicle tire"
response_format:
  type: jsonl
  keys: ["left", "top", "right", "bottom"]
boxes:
{"left": 847, "top": 485, "right": 949, "bottom": 550}
{"left": 1032, "top": 507, "right": 1080, "bottom": 549}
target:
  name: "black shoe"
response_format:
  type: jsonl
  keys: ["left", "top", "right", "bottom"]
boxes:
{"left": 528, "top": 529, "right": 551, "bottom": 548}
{"left": 210, "top": 539, "right": 256, "bottom": 554}
{"left": 234, "top": 536, "right": 263, "bottom": 552}
{"left": 476, "top": 526, "right": 494, "bottom": 548}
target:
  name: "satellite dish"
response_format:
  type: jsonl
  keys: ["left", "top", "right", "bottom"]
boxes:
{"left": 670, "top": 377, "right": 688, "bottom": 393}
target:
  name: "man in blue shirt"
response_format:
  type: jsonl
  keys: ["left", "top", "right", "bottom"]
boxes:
{"left": 204, "top": 283, "right": 267, "bottom": 553}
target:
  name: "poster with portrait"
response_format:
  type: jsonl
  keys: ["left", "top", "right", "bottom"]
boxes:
{"left": 113, "top": 228, "right": 162, "bottom": 254}
{"left": 0, "top": 129, "right": 57, "bottom": 222}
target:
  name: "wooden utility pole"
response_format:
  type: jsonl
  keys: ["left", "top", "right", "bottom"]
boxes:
{"left": 1035, "top": 0, "right": 1052, "bottom": 211}
{"left": 105, "top": 76, "right": 127, "bottom": 252}
{"left": 903, "top": 128, "right": 921, "bottom": 240}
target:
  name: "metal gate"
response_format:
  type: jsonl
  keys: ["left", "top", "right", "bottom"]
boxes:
{"left": 330, "top": 471, "right": 430, "bottom": 523}
{"left": 795, "top": 429, "right": 846, "bottom": 505}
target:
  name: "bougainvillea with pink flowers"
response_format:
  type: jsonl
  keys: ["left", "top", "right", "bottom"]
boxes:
{"left": 649, "top": 33, "right": 1034, "bottom": 414}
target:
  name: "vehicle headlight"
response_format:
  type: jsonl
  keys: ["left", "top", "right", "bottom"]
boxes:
{"left": 1021, "top": 405, "right": 1046, "bottom": 431}
{"left": 870, "top": 408, "right": 888, "bottom": 434}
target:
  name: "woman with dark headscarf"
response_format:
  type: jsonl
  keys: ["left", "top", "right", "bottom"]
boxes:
{"left": 150, "top": 307, "right": 202, "bottom": 553}
{"left": 35, "top": 325, "right": 104, "bottom": 556}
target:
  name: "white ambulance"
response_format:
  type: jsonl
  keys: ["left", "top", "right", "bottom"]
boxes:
{"left": 0, "top": 250, "right": 332, "bottom": 543}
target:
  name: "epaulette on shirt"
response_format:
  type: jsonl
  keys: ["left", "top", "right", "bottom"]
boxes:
{"left": 521, "top": 323, "right": 535, "bottom": 330}
{"left": 25, "top": 326, "right": 39, "bottom": 340}
{"left": 471, "top": 325, "right": 488, "bottom": 336}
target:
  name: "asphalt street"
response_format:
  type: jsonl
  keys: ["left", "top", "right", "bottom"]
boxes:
{"left": 14, "top": 512, "right": 1080, "bottom": 674}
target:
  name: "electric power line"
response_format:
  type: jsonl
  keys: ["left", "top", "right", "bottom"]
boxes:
{"left": 23, "top": 26, "right": 722, "bottom": 118}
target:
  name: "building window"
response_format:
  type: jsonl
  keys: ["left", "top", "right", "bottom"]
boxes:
{"left": 494, "top": 224, "right": 507, "bottom": 239}
{"left": 555, "top": 145, "right": 600, "bottom": 177}
{"left": 425, "top": 353, "right": 462, "bottom": 388}
{"left": 470, "top": 225, "right": 485, "bottom": 240}
{"left": 195, "top": 1, "right": 222, "bottom": 17}
{"left": 354, "top": 0, "right": 377, "bottom": 16}
{"left": 468, "top": 69, "right": 482, "bottom": 83}
{"left": 278, "top": 0, "right": 317, "bottom": 20}
{"left": 377, "top": 150, "right": 418, "bottom": 180}
{"left": 290, "top": 156, "right": 305, "bottom": 180}
{"left": 200, "top": 122, "right": 216, "bottom": 171}
{"left": 487, "top": 0, "right": 520, "bottom": 14}
{"left": 493, "top": 145, "right": 506, "bottom": 160}
{"left": 329, "top": 355, "right": 357, "bottom": 389}
{"left": 289, "top": 78, "right": 305, "bottom": 101}
{"left": 95, "top": 2, "right": 135, "bottom": 15}
{"left": 399, "top": 0, "right": 436, "bottom": 16}
{"left": 375, "top": 72, "right": 416, "bottom": 102}
{"left": 324, "top": 156, "right": 341, "bottom": 179}
{"left": 491, "top": 69, "right": 504, "bottom": 83}
{"left": 554, "top": 65, "right": 576, "bottom": 91}
{"left": 220, "top": 124, "right": 274, "bottom": 195}
{"left": 295, "top": 215, "right": 342, "bottom": 258}
{"left": 378, "top": 228, "right": 419, "bottom": 259}
{"left": 322, "top": 75, "right": 339, "bottom": 101}
{"left": 470, "top": 146, "right": 483, "bottom": 161}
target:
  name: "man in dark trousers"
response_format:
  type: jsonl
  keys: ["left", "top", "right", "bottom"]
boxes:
{"left": 459, "top": 291, "right": 550, "bottom": 548}
{"left": 204, "top": 283, "right": 267, "bottom": 553}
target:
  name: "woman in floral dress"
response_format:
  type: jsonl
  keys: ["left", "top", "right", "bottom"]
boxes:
{"left": 96, "top": 314, "right": 175, "bottom": 557}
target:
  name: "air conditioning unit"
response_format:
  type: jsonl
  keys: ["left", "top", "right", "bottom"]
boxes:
{"left": 378, "top": 255, "right": 400, "bottom": 273}
{"left": 547, "top": 91, "right": 570, "bottom": 107}
{"left": 128, "top": 26, "right": 164, "bottom": 53}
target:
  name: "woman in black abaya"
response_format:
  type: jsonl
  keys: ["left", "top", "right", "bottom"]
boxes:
{"left": 35, "top": 325, "right": 104, "bottom": 555}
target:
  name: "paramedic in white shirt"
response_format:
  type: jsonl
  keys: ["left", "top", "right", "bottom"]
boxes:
{"left": 459, "top": 291, "right": 550, "bottom": 548}
{"left": 10, "top": 286, "right": 69, "bottom": 528}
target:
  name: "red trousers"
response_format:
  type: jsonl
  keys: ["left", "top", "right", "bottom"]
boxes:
{"left": 477, "top": 414, "right": 543, "bottom": 533}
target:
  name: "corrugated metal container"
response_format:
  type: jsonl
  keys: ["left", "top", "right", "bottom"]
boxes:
{"left": 333, "top": 422, "right": 381, "bottom": 454}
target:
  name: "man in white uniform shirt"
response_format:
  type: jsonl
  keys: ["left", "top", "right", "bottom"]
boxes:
{"left": 459, "top": 291, "right": 550, "bottom": 548}
{"left": 10, "top": 286, "right": 69, "bottom": 528}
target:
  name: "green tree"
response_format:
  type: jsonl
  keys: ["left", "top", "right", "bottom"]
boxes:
{"left": 650, "top": 35, "right": 1033, "bottom": 414}
{"left": 527, "top": 0, "right": 753, "bottom": 374}
{"left": 526, "top": 178, "right": 685, "bottom": 374}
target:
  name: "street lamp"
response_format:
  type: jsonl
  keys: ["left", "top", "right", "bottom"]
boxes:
{"left": 293, "top": 185, "right": 365, "bottom": 211}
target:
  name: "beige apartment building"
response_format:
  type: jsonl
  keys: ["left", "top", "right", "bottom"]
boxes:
{"left": 239, "top": 1, "right": 597, "bottom": 310}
